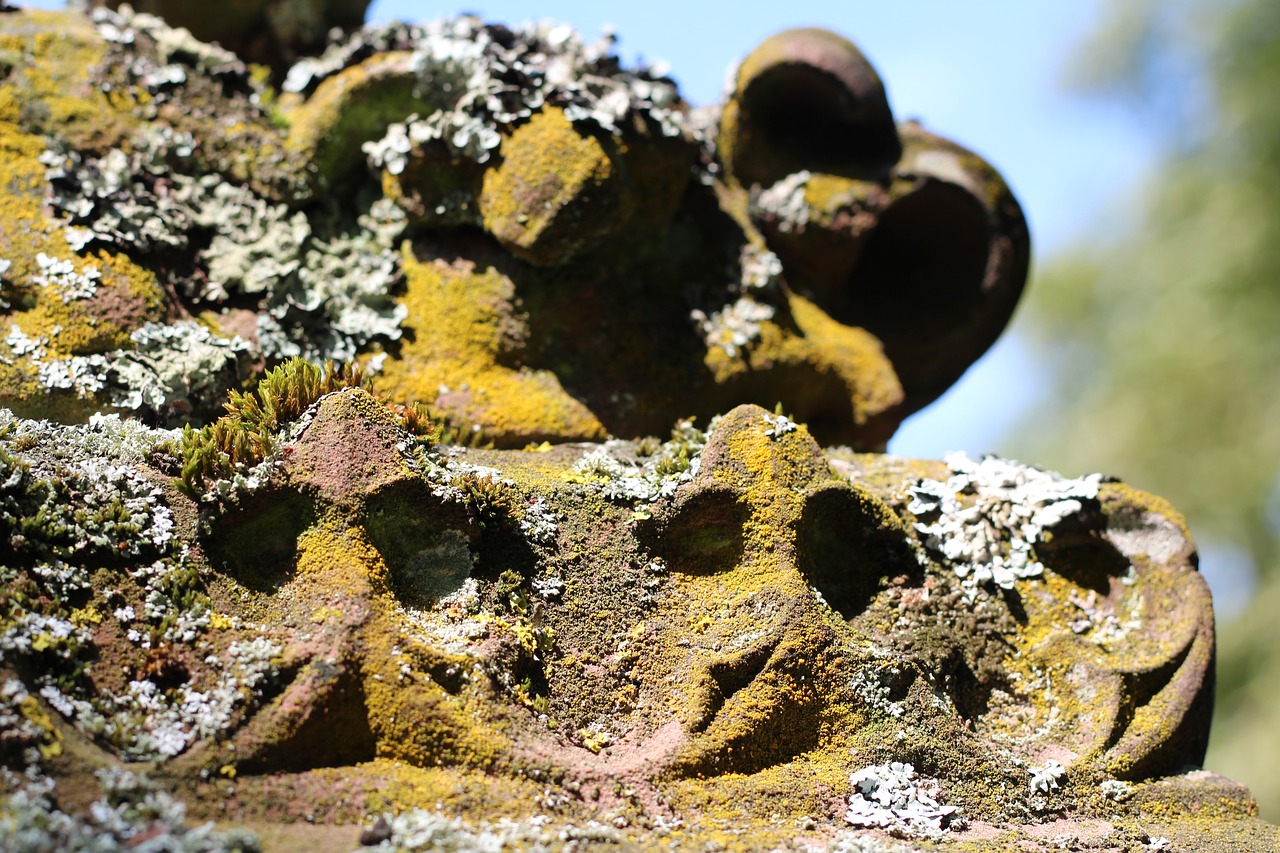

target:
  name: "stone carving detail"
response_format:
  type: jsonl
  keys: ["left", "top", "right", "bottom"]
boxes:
{"left": 0, "top": 4, "right": 1264, "bottom": 851}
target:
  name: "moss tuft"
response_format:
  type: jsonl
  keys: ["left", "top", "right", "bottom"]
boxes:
{"left": 179, "top": 358, "right": 420, "bottom": 494}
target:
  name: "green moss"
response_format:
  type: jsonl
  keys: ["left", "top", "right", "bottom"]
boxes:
{"left": 180, "top": 358, "right": 403, "bottom": 494}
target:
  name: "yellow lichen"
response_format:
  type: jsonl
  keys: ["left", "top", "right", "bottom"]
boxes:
{"left": 283, "top": 51, "right": 417, "bottom": 188}
{"left": 479, "top": 106, "right": 620, "bottom": 266}
{"left": 371, "top": 246, "right": 607, "bottom": 446}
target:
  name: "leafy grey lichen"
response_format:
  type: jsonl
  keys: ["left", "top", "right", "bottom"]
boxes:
{"left": 283, "top": 21, "right": 427, "bottom": 94}
{"left": 1028, "top": 759, "right": 1066, "bottom": 794}
{"left": 42, "top": 119, "right": 408, "bottom": 368}
{"left": 40, "top": 133, "right": 197, "bottom": 254}
{"left": 1099, "top": 778, "right": 1132, "bottom": 802}
{"left": 0, "top": 768, "right": 260, "bottom": 853}
{"left": 259, "top": 198, "right": 408, "bottom": 362}
{"left": 518, "top": 497, "right": 559, "bottom": 546}
{"left": 41, "top": 636, "right": 281, "bottom": 760}
{"left": 827, "top": 834, "right": 921, "bottom": 853}
{"left": 110, "top": 321, "right": 254, "bottom": 418}
{"left": 30, "top": 253, "right": 100, "bottom": 303}
{"left": 739, "top": 244, "right": 785, "bottom": 292}
{"left": 690, "top": 297, "right": 775, "bottom": 359}
{"left": 908, "top": 453, "right": 1103, "bottom": 597}
{"left": 573, "top": 418, "right": 709, "bottom": 504}
{"left": 0, "top": 413, "right": 279, "bottom": 761}
{"left": 338, "top": 15, "right": 686, "bottom": 173}
{"left": 186, "top": 178, "right": 310, "bottom": 300}
{"left": 0, "top": 681, "right": 56, "bottom": 770}
{"left": 762, "top": 412, "right": 799, "bottom": 438}
{"left": 3, "top": 319, "right": 250, "bottom": 424}
{"left": 92, "top": 7, "right": 245, "bottom": 86}
{"left": 751, "top": 170, "right": 812, "bottom": 233}
{"left": 356, "top": 809, "right": 622, "bottom": 852}
{"left": 845, "top": 762, "right": 964, "bottom": 840}
{"left": 849, "top": 663, "right": 906, "bottom": 720}
{"left": 1067, "top": 586, "right": 1143, "bottom": 648}
{"left": 688, "top": 245, "right": 785, "bottom": 358}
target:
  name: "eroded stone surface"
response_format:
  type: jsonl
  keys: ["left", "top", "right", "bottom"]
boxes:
{"left": 0, "top": 4, "right": 1267, "bottom": 851}
{"left": 0, "top": 390, "right": 1257, "bottom": 850}
{"left": 0, "top": 5, "right": 1023, "bottom": 449}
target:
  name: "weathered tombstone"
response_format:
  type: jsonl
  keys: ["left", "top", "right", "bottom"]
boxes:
{"left": 0, "top": 4, "right": 1271, "bottom": 850}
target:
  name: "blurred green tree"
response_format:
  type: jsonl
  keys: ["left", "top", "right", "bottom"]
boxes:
{"left": 1018, "top": 0, "right": 1280, "bottom": 817}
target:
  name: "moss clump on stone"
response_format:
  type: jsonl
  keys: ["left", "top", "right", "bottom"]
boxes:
{"left": 179, "top": 357, "right": 438, "bottom": 494}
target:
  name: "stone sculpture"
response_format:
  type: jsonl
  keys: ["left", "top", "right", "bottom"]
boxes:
{"left": 0, "top": 3, "right": 1271, "bottom": 851}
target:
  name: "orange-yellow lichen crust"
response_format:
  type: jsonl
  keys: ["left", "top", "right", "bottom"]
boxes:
{"left": 479, "top": 106, "right": 621, "bottom": 267}
{"left": 372, "top": 246, "right": 609, "bottom": 444}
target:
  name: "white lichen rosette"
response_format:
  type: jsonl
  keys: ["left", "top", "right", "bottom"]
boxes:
{"left": 908, "top": 453, "right": 1103, "bottom": 597}
{"left": 845, "top": 762, "right": 964, "bottom": 839}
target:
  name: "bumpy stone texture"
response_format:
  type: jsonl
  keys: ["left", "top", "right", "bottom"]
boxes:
{"left": 0, "top": 3, "right": 1020, "bottom": 448}
{"left": 0, "top": 4, "right": 1268, "bottom": 852}
{"left": 0, "top": 387, "right": 1262, "bottom": 851}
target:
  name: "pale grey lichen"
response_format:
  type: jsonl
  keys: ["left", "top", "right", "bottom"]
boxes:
{"left": 110, "top": 321, "right": 254, "bottom": 418}
{"left": 0, "top": 681, "right": 54, "bottom": 770}
{"left": 849, "top": 663, "right": 906, "bottom": 720}
{"left": 827, "top": 834, "right": 921, "bottom": 853}
{"left": 518, "top": 497, "right": 559, "bottom": 546}
{"left": 333, "top": 14, "right": 686, "bottom": 176}
{"left": 739, "top": 244, "right": 785, "bottom": 293}
{"left": 1099, "top": 779, "right": 1132, "bottom": 802}
{"left": 573, "top": 418, "right": 709, "bottom": 504}
{"left": 751, "top": 170, "right": 812, "bottom": 233}
{"left": 259, "top": 199, "right": 408, "bottom": 362}
{"left": 283, "top": 21, "right": 428, "bottom": 94}
{"left": 2, "top": 325, "right": 119, "bottom": 400}
{"left": 39, "top": 11, "right": 695, "bottom": 388}
{"left": 1067, "top": 586, "right": 1143, "bottom": 648}
{"left": 530, "top": 575, "right": 564, "bottom": 600}
{"left": 31, "top": 253, "right": 100, "bottom": 303}
{"left": 908, "top": 453, "right": 1103, "bottom": 597}
{"left": 845, "top": 762, "right": 964, "bottom": 840}
{"left": 688, "top": 245, "right": 785, "bottom": 358}
{"left": 92, "top": 6, "right": 244, "bottom": 84}
{"left": 355, "top": 809, "right": 622, "bottom": 852}
{"left": 0, "top": 768, "right": 260, "bottom": 852}
{"left": 40, "top": 134, "right": 196, "bottom": 254}
{"left": 1028, "top": 759, "right": 1066, "bottom": 794}
{"left": 762, "top": 412, "right": 799, "bottom": 438}
{"left": 0, "top": 413, "right": 281, "bottom": 764}
{"left": 691, "top": 296, "right": 775, "bottom": 358}
{"left": 69, "top": 636, "right": 281, "bottom": 760}
{"left": 3, "top": 317, "right": 249, "bottom": 424}
{"left": 42, "top": 114, "right": 407, "bottom": 374}
{"left": 0, "top": 413, "right": 177, "bottom": 561}
{"left": 185, "top": 178, "right": 310, "bottom": 300}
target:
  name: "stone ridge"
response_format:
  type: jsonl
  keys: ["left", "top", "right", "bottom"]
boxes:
{"left": 0, "top": 390, "right": 1252, "bottom": 850}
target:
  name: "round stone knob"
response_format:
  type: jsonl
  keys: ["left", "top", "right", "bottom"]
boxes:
{"left": 719, "top": 27, "right": 901, "bottom": 189}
